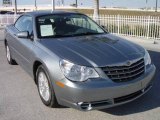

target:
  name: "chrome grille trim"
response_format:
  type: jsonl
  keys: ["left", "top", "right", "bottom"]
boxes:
{"left": 102, "top": 58, "right": 144, "bottom": 71}
{"left": 111, "top": 69, "right": 144, "bottom": 80}
{"left": 102, "top": 58, "right": 145, "bottom": 82}
{"left": 106, "top": 65, "right": 144, "bottom": 76}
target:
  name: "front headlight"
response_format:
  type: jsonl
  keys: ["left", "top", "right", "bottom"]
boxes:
{"left": 60, "top": 59, "right": 99, "bottom": 82}
{"left": 144, "top": 50, "right": 151, "bottom": 66}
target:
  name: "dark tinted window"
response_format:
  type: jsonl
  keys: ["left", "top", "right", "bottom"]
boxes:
{"left": 15, "top": 15, "right": 33, "bottom": 34}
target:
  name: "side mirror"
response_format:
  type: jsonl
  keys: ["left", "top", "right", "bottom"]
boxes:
{"left": 101, "top": 25, "right": 108, "bottom": 32}
{"left": 101, "top": 25, "right": 105, "bottom": 29}
{"left": 16, "top": 31, "right": 29, "bottom": 39}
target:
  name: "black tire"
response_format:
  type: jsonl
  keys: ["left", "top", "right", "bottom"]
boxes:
{"left": 5, "top": 43, "right": 17, "bottom": 65}
{"left": 36, "top": 65, "right": 59, "bottom": 108}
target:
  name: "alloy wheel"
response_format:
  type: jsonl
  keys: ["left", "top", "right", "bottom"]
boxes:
{"left": 38, "top": 71, "right": 51, "bottom": 102}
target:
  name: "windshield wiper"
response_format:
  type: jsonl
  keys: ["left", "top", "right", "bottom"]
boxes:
{"left": 43, "top": 32, "right": 104, "bottom": 38}
{"left": 72, "top": 32, "right": 104, "bottom": 36}
{"left": 52, "top": 34, "right": 72, "bottom": 38}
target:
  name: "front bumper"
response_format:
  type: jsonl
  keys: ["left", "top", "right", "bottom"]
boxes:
{"left": 54, "top": 64, "right": 156, "bottom": 111}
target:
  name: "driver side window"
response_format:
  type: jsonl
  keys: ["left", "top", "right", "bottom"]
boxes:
{"left": 15, "top": 15, "right": 33, "bottom": 35}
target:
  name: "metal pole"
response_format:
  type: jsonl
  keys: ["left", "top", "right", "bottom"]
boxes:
{"left": 35, "top": 0, "right": 37, "bottom": 10}
{"left": 52, "top": 0, "right": 55, "bottom": 11}
{"left": 155, "top": 0, "right": 158, "bottom": 12}
{"left": 76, "top": 0, "right": 78, "bottom": 8}
{"left": 14, "top": 0, "right": 17, "bottom": 15}
{"left": 93, "top": 0, "right": 99, "bottom": 20}
{"left": 146, "top": 0, "right": 148, "bottom": 11}
{"left": 62, "top": 0, "right": 64, "bottom": 6}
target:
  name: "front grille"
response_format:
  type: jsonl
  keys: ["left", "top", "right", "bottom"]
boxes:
{"left": 101, "top": 58, "right": 145, "bottom": 82}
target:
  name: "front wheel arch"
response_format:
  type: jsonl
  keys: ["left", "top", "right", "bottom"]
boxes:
{"left": 36, "top": 64, "right": 59, "bottom": 107}
{"left": 33, "top": 61, "right": 42, "bottom": 84}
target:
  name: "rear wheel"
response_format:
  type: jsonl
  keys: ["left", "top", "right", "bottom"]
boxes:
{"left": 5, "top": 43, "right": 17, "bottom": 65}
{"left": 36, "top": 65, "right": 58, "bottom": 107}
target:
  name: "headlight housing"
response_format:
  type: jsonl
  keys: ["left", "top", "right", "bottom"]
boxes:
{"left": 60, "top": 60, "right": 99, "bottom": 82}
{"left": 144, "top": 50, "right": 151, "bottom": 66}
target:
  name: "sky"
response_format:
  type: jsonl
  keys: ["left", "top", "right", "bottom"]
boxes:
{"left": 0, "top": 0, "right": 160, "bottom": 9}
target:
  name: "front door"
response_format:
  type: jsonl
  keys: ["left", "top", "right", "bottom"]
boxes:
{"left": 11, "top": 15, "right": 35, "bottom": 75}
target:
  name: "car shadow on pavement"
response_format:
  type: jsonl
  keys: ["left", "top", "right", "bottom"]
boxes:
{"left": 100, "top": 50, "right": 160, "bottom": 116}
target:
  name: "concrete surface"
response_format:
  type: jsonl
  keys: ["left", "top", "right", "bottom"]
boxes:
{"left": 0, "top": 31, "right": 160, "bottom": 120}
{"left": 0, "top": 29, "right": 4, "bottom": 41}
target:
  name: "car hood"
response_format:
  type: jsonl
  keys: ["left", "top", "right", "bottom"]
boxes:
{"left": 38, "top": 34, "right": 145, "bottom": 67}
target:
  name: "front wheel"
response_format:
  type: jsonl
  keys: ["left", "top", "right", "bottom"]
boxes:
{"left": 36, "top": 65, "right": 58, "bottom": 107}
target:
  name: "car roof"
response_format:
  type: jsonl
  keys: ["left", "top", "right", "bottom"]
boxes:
{"left": 25, "top": 10, "right": 81, "bottom": 17}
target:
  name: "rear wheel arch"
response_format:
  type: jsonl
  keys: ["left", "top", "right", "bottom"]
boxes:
{"left": 4, "top": 39, "right": 7, "bottom": 46}
{"left": 5, "top": 39, "right": 17, "bottom": 65}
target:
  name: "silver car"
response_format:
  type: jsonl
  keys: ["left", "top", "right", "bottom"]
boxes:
{"left": 4, "top": 11, "right": 156, "bottom": 111}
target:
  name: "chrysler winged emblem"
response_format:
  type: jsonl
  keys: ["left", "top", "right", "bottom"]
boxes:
{"left": 126, "top": 61, "right": 131, "bottom": 66}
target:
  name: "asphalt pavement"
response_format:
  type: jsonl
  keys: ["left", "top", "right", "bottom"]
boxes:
{"left": 0, "top": 30, "right": 160, "bottom": 120}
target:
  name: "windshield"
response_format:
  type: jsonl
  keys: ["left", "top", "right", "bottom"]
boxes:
{"left": 36, "top": 14, "right": 106, "bottom": 38}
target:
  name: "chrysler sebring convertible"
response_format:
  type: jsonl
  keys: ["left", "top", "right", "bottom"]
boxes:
{"left": 4, "top": 11, "right": 156, "bottom": 111}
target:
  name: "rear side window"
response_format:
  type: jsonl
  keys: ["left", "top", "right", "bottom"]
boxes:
{"left": 15, "top": 15, "right": 33, "bottom": 34}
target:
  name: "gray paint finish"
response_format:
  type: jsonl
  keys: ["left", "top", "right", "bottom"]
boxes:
{"left": 4, "top": 11, "right": 156, "bottom": 111}
{"left": 39, "top": 34, "right": 145, "bottom": 67}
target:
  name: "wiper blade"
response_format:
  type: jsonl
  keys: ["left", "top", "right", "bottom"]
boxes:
{"left": 45, "top": 32, "right": 105, "bottom": 38}
{"left": 73, "top": 32, "right": 104, "bottom": 36}
{"left": 53, "top": 34, "right": 72, "bottom": 38}
{"left": 79, "top": 32, "right": 97, "bottom": 35}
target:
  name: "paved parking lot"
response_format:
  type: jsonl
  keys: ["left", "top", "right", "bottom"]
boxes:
{"left": 0, "top": 30, "right": 160, "bottom": 120}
